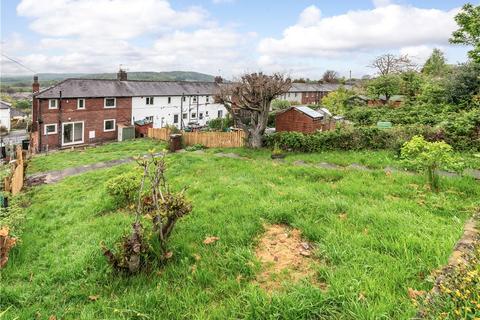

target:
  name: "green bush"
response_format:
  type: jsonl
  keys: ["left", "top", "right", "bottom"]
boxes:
{"left": 105, "top": 171, "right": 141, "bottom": 207}
{"left": 207, "top": 117, "right": 233, "bottom": 131}
{"left": 265, "top": 125, "right": 459, "bottom": 153}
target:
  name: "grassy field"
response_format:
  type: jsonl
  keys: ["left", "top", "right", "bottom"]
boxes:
{"left": 1, "top": 144, "right": 479, "bottom": 319}
{"left": 27, "top": 139, "right": 165, "bottom": 174}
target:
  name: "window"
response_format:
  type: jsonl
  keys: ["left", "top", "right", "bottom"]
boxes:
{"left": 206, "top": 96, "right": 210, "bottom": 103}
{"left": 145, "top": 116, "right": 153, "bottom": 122}
{"left": 104, "top": 98, "right": 116, "bottom": 108}
{"left": 217, "top": 110, "right": 223, "bottom": 118}
{"left": 193, "top": 96, "right": 197, "bottom": 103}
{"left": 49, "top": 99, "right": 58, "bottom": 109}
{"left": 173, "top": 114, "right": 179, "bottom": 124}
{"left": 44, "top": 123, "right": 57, "bottom": 135}
{"left": 205, "top": 111, "right": 209, "bottom": 116}
{"left": 182, "top": 96, "right": 186, "bottom": 102}
{"left": 62, "top": 121, "right": 84, "bottom": 146}
{"left": 199, "top": 113, "right": 204, "bottom": 120}
{"left": 182, "top": 113, "right": 187, "bottom": 119}
{"left": 77, "top": 98, "right": 85, "bottom": 109}
{"left": 191, "top": 113, "right": 196, "bottom": 119}
{"left": 146, "top": 97, "right": 154, "bottom": 105}
{"left": 167, "top": 97, "right": 171, "bottom": 104}
{"left": 104, "top": 119, "right": 116, "bottom": 132}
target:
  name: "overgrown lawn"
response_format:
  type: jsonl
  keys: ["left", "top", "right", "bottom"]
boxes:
{"left": 1, "top": 149, "right": 479, "bottom": 319}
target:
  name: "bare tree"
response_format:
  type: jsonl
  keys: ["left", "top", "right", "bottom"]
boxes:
{"left": 215, "top": 73, "right": 291, "bottom": 148}
{"left": 322, "top": 70, "right": 340, "bottom": 83}
{"left": 369, "top": 54, "right": 417, "bottom": 75}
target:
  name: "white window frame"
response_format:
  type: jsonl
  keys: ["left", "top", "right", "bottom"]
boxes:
{"left": 48, "top": 99, "right": 58, "bottom": 109}
{"left": 104, "top": 98, "right": 116, "bottom": 108}
{"left": 44, "top": 123, "right": 57, "bottom": 135}
{"left": 193, "top": 96, "right": 197, "bottom": 103}
{"left": 191, "top": 112, "right": 196, "bottom": 119}
{"left": 103, "top": 119, "right": 116, "bottom": 132}
{"left": 206, "top": 96, "right": 210, "bottom": 103}
{"left": 61, "top": 121, "right": 84, "bottom": 146}
{"left": 167, "top": 97, "right": 171, "bottom": 104}
{"left": 217, "top": 110, "right": 223, "bottom": 118}
{"left": 146, "top": 97, "right": 154, "bottom": 105}
{"left": 77, "top": 98, "right": 85, "bottom": 110}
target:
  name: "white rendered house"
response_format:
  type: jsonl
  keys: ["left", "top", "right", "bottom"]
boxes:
{"left": 0, "top": 100, "right": 12, "bottom": 131}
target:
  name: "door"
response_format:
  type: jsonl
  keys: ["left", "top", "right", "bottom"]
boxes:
{"left": 62, "top": 121, "right": 84, "bottom": 146}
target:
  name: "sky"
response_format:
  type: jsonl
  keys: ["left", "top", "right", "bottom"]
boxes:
{"left": 0, "top": 0, "right": 477, "bottom": 79}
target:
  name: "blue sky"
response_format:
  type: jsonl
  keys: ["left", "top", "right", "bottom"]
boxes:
{"left": 0, "top": 0, "right": 476, "bottom": 78}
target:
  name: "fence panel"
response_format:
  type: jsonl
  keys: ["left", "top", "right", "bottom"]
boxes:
{"left": 4, "top": 145, "right": 25, "bottom": 196}
{"left": 148, "top": 128, "right": 245, "bottom": 148}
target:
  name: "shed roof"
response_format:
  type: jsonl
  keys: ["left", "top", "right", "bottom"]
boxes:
{"left": 292, "top": 106, "right": 323, "bottom": 119}
{"left": 35, "top": 79, "right": 220, "bottom": 99}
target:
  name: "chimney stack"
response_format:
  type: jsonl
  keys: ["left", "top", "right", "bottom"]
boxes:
{"left": 32, "top": 75, "right": 40, "bottom": 93}
{"left": 117, "top": 68, "right": 127, "bottom": 81}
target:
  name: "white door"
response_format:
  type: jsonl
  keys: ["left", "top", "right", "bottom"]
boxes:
{"left": 62, "top": 121, "right": 84, "bottom": 146}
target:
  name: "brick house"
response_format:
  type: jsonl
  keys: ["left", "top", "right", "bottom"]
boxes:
{"left": 278, "top": 83, "right": 352, "bottom": 105}
{"left": 275, "top": 106, "right": 334, "bottom": 134}
{"left": 31, "top": 71, "right": 227, "bottom": 152}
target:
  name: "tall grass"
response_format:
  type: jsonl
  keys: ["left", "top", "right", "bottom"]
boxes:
{"left": 1, "top": 150, "right": 478, "bottom": 319}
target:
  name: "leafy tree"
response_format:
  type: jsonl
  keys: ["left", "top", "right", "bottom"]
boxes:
{"left": 401, "top": 136, "right": 460, "bottom": 192}
{"left": 444, "top": 61, "right": 480, "bottom": 105}
{"left": 450, "top": 3, "right": 480, "bottom": 63}
{"left": 270, "top": 99, "right": 291, "bottom": 111}
{"left": 417, "top": 78, "right": 447, "bottom": 104}
{"left": 367, "top": 74, "right": 401, "bottom": 101}
{"left": 422, "top": 48, "right": 449, "bottom": 77}
{"left": 215, "top": 73, "right": 291, "bottom": 148}
{"left": 322, "top": 70, "right": 340, "bottom": 83}
{"left": 321, "top": 87, "right": 355, "bottom": 114}
{"left": 400, "top": 71, "right": 424, "bottom": 102}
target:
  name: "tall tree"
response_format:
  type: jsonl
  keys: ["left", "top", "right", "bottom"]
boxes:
{"left": 369, "top": 53, "right": 416, "bottom": 75}
{"left": 450, "top": 3, "right": 480, "bottom": 63}
{"left": 322, "top": 70, "right": 340, "bottom": 83}
{"left": 215, "top": 73, "right": 291, "bottom": 148}
{"left": 367, "top": 74, "right": 402, "bottom": 102}
{"left": 422, "top": 49, "right": 449, "bottom": 77}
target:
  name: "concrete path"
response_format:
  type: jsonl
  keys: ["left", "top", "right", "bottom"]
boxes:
{"left": 26, "top": 152, "right": 164, "bottom": 185}
{"left": 27, "top": 157, "right": 135, "bottom": 185}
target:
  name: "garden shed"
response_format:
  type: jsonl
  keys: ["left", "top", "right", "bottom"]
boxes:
{"left": 275, "top": 106, "right": 333, "bottom": 134}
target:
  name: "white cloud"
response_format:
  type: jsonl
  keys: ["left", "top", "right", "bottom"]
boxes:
{"left": 298, "top": 5, "right": 321, "bottom": 27}
{"left": 400, "top": 45, "right": 439, "bottom": 64}
{"left": 258, "top": 4, "right": 460, "bottom": 60}
{"left": 17, "top": 0, "right": 207, "bottom": 39}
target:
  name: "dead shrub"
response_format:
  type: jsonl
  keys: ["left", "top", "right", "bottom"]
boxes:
{"left": 102, "top": 153, "right": 192, "bottom": 274}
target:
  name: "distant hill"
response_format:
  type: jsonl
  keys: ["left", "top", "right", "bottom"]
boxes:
{"left": 1, "top": 71, "right": 216, "bottom": 86}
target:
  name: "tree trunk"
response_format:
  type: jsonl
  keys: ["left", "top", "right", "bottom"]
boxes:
{"left": 247, "top": 130, "right": 263, "bottom": 148}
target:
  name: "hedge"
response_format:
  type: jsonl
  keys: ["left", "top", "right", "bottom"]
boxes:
{"left": 265, "top": 125, "right": 479, "bottom": 153}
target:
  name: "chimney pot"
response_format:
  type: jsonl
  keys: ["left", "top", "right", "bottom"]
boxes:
{"left": 33, "top": 75, "right": 40, "bottom": 93}
{"left": 117, "top": 68, "right": 127, "bottom": 81}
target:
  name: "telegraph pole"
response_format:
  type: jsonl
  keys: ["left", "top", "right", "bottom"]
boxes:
{"left": 180, "top": 93, "right": 184, "bottom": 130}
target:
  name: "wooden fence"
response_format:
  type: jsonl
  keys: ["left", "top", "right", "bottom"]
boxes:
{"left": 3, "top": 146, "right": 25, "bottom": 196}
{"left": 148, "top": 128, "right": 246, "bottom": 148}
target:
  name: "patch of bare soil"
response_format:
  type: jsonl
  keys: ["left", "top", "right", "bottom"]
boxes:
{"left": 254, "top": 224, "right": 326, "bottom": 292}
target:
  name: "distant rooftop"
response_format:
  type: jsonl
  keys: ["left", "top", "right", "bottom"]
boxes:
{"left": 289, "top": 82, "right": 352, "bottom": 93}
{"left": 0, "top": 100, "right": 12, "bottom": 109}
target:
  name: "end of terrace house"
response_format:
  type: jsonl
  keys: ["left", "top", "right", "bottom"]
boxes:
{"left": 31, "top": 71, "right": 228, "bottom": 153}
